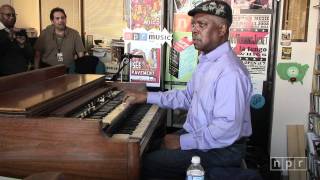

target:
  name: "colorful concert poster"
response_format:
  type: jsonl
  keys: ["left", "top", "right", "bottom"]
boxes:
{"left": 167, "top": 33, "right": 198, "bottom": 82}
{"left": 128, "top": 41, "right": 161, "bottom": 87}
{"left": 165, "top": 0, "right": 201, "bottom": 86}
{"left": 173, "top": 13, "right": 192, "bottom": 32}
{"left": 131, "top": 0, "right": 162, "bottom": 30}
{"left": 229, "top": 14, "right": 271, "bottom": 94}
{"left": 230, "top": 14, "right": 271, "bottom": 78}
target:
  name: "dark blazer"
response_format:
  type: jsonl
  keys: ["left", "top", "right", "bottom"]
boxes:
{"left": 0, "top": 29, "right": 33, "bottom": 76}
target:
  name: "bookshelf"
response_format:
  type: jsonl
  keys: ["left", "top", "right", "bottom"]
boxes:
{"left": 307, "top": 6, "right": 320, "bottom": 179}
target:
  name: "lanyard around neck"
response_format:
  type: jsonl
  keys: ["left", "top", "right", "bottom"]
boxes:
{"left": 54, "top": 29, "right": 65, "bottom": 53}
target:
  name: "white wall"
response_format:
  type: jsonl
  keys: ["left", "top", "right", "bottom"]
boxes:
{"left": 270, "top": 0, "right": 318, "bottom": 158}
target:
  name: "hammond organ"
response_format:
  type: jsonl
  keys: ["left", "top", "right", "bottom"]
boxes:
{"left": 0, "top": 65, "right": 166, "bottom": 180}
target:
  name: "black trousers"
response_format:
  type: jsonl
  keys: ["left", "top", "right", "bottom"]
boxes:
{"left": 141, "top": 138, "right": 246, "bottom": 180}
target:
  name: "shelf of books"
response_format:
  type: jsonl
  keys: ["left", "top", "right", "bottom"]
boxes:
{"left": 307, "top": 116, "right": 320, "bottom": 179}
{"left": 308, "top": 6, "right": 320, "bottom": 179}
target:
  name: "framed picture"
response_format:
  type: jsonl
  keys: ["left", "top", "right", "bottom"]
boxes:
{"left": 86, "top": 35, "right": 93, "bottom": 51}
{"left": 281, "top": 47, "right": 292, "bottom": 60}
{"left": 282, "top": 0, "right": 310, "bottom": 42}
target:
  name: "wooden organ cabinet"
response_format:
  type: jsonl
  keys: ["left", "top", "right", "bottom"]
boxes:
{"left": 0, "top": 65, "right": 166, "bottom": 180}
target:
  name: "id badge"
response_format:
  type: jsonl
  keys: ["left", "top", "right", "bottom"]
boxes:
{"left": 57, "top": 52, "right": 64, "bottom": 62}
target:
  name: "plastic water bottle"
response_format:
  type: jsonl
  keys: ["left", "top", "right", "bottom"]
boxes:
{"left": 186, "top": 156, "right": 205, "bottom": 180}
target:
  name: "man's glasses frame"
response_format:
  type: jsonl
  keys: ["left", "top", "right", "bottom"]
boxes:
{"left": 0, "top": 13, "right": 17, "bottom": 18}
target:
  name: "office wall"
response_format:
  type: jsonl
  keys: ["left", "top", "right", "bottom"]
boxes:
{"left": 0, "top": 0, "right": 10, "bottom": 5}
{"left": 0, "top": 0, "right": 40, "bottom": 34}
{"left": 40, "top": 0, "right": 80, "bottom": 32}
{"left": 1, "top": 0, "right": 126, "bottom": 42}
{"left": 11, "top": 0, "right": 40, "bottom": 34}
{"left": 83, "top": 0, "right": 127, "bottom": 43}
{"left": 270, "top": 0, "right": 317, "bottom": 161}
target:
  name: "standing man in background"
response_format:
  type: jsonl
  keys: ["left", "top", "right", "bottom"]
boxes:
{"left": 0, "top": 4, "right": 33, "bottom": 76}
{"left": 34, "top": 7, "right": 85, "bottom": 69}
{"left": 125, "top": 0, "right": 253, "bottom": 179}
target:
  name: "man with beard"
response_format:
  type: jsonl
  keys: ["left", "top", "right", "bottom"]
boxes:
{"left": 124, "top": 0, "right": 253, "bottom": 179}
{"left": 34, "top": 7, "right": 85, "bottom": 69}
{"left": 0, "top": 4, "right": 33, "bottom": 76}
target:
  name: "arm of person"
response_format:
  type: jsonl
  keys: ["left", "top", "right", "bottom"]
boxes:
{"left": 22, "top": 43, "right": 34, "bottom": 68}
{"left": 0, "top": 32, "right": 8, "bottom": 56}
{"left": 180, "top": 73, "right": 252, "bottom": 150}
{"left": 33, "top": 33, "right": 45, "bottom": 69}
{"left": 147, "top": 79, "right": 194, "bottom": 110}
{"left": 74, "top": 32, "right": 85, "bottom": 59}
{"left": 34, "top": 50, "right": 41, "bottom": 69}
{"left": 163, "top": 134, "right": 181, "bottom": 149}
{"left": 77, "top": 51, "right": 84, "bottom": 58}
{"left": 125, "top": 78, "right": 194, "bottom": 110}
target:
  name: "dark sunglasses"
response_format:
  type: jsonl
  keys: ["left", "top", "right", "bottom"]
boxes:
{"left": 1, "top": 13, "right": 17, "bottom": 17}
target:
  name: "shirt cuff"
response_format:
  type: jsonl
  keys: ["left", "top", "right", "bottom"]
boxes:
{"left": 180, "top": 133, "right": 197, "bottom": 150}
{"left": 147, "top": 92, "right": 159, "bottom": 104}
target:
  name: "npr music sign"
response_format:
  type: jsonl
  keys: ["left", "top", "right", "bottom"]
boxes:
{"left": 270, "top": 157, "right": 307, "bottom": 171}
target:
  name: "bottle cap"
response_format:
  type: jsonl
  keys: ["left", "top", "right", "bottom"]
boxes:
{"left": 191, "top": 156, "right": 200, "bottom": 164}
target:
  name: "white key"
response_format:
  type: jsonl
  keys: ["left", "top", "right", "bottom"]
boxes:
{"left": 101, "top": 96, "right": 134, "bottom": 125}
{"left": 130, "top": 105, "right": 159, "bottom": 139}
{"left": 102, "top": 103, "right": 130, "bottom": 125}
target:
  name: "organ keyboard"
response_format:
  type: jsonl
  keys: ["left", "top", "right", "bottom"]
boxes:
{"left": 0, "top": 65, "right": 166, "bottom": 180}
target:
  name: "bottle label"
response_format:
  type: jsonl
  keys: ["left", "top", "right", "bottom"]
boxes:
{"left": 186, "top": 175, "right": 204, "bottom": 180}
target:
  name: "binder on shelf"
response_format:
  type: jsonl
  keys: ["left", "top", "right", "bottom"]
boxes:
{"left": 315, "top": 54, "right": 320, "bottom": 72}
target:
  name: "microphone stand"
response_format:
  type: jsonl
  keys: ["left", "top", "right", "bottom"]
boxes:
{"left": 111, "top": 57, "right": 131, "bottom": 81}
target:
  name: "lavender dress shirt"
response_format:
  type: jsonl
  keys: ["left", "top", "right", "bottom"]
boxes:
{"left": 147, "top": 41, "right": 252, "bottom": 150}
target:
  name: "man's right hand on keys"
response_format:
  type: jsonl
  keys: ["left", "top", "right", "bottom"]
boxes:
{"left": 123, "top": 91, "right": 147, "bottom": 105}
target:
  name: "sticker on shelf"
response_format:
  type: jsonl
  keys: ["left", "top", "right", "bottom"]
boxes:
{"left": 250, "top": 94, "right": 265, "bottom": 109}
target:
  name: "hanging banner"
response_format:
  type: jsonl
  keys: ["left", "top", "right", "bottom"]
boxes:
{"left": 124, "top": 28, "right": 172, "bottom": 46}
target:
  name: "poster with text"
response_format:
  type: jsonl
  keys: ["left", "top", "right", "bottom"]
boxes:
{"left": 131, "top": 0, "right": 162, "bottom": 30}
{"left": 165, "top": 3, "right": 199, "bottom": 87}
{"left": 231, "top": 0, "right": 272, "bottom": 10}
{"left": 230, "top": 14, "right": 271, "bottom": 94}
{"left": 166, "top": 32, "right": 198, "bottom": 85}
{"left": 128, "top": 41, "right": 161, "bottom": 87}
{"left": 174, "top": 0, "right": 204, "bottom": 13}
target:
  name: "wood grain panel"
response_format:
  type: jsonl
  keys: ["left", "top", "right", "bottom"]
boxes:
{"left": 0, "top": 117, "right": 132, "bottom": 179}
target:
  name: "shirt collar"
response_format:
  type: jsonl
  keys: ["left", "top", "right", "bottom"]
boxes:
{"left": 49, "top": 25, "right": 69, "bottom": 39}
{"left": 0, "top": 21, "right": 10, "bottom": 33}
{"left": 199, "top": 41, "right": 232, "bottom": 63}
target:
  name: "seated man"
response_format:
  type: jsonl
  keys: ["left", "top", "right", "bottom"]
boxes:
{"left": 34, "top": 7, "right": 85, "bottom": 69}
{"left": 125, "top": 1, "right": 253, "bottom": 179}
{"left": 0, "top": 5, "right": 33, "bottom": 76}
